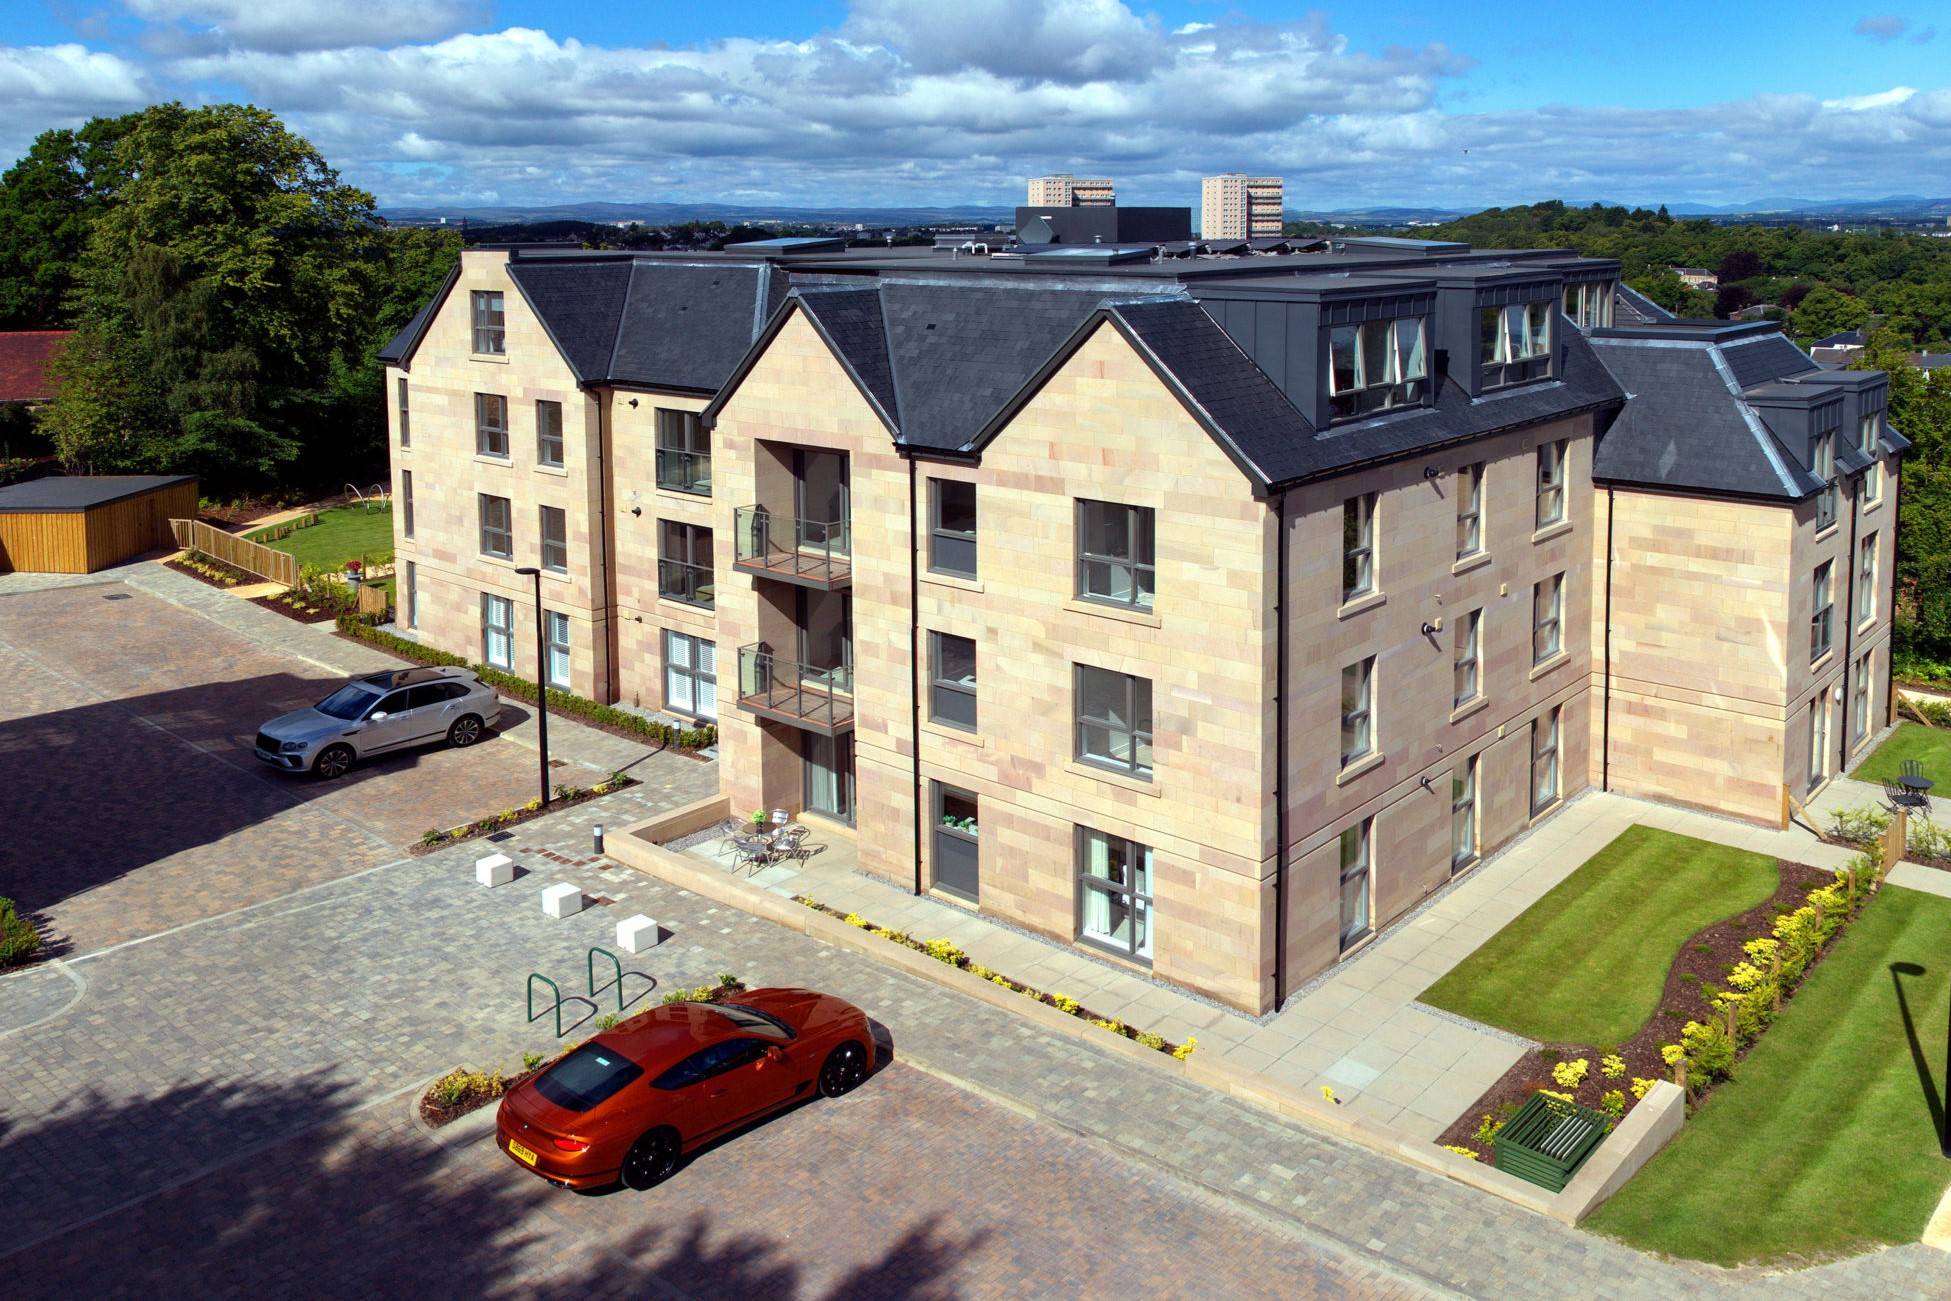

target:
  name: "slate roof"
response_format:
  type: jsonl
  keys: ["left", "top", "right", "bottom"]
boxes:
{"left": 0, "top": 330, "right": 73, "bottom": 403}
{"left": 509, "top": 259, "right": 633, "bottom": 381}
{"left": 377, "top": 265, "right": 456, "bottom": 367}
{"left": 1588, "top": 335, "right": 1825, "bottom": 499}
{"left": 1719, "top": 332, "right": 1820, "bottom": 389}
{"left": 1612, "top": 284, "right": 1675, "bottom": 326}
{"left": 0, "top": 474, "right": 195, "bottom": 513}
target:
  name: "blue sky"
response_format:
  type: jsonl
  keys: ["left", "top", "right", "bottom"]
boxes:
{"left": 2, "top": 1, "right": 1947, "bottom": 210}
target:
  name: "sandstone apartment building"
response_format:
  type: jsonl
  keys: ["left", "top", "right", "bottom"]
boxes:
{"left": 1201, "top": 174, "right": 1284, "bottom": 240}
{"left": 379, "top": 232, "right": 1904, "bottom": 1015}
{"left": 1027, "top": 174, "right": 1115, "bottom": 206}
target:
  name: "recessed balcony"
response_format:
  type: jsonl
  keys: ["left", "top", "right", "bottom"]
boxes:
{"left": 737, "top": 643, "right": 854, "bottom": 735}
{"left": 734, "top": 505, "right": 851, "bottom": 589}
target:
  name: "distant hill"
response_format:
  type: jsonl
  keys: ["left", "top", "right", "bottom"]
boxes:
{"left": 380, "top": 200, "right": 1013, "bottom": 228}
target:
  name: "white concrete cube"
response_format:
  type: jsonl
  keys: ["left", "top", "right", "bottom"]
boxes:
{"left": 475, "top": 853, "right": 515, "bottom": 888}
{"left": 617, "top": 914, "right": 659, "bottom": 954}
{"left": 542, "top": 882, "right": 584, "bottom": 918}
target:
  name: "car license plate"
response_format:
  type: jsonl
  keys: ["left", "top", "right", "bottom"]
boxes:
{"left": 508, "top": 1139, "right": 538, "bottom": 1166}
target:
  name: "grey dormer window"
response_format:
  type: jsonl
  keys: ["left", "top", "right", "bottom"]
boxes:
{"left": 1342, "top": 492, "right": 1376, "bottom": 601}
{"left": 1562, "top": 281, "right": 1615, "bottom": 330}
{"left": 471, "top": 290, "right": 505, "bottom": 355}
{"left": 1813, "top": 430, "right": 1837, "bottom": 531}
{"left": 1859, "top": 404, "right": 1883, "bottom": 505}
{"left": 1481, "top": 303, "right": 1553, "bottom": 388}
{"left": 1328, "top": 317, "right": 1427, "bottom": 419}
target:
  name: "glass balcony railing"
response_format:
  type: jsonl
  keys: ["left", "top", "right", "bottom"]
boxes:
{"left": 655, "top": 448, "right": 712, "bottom": 496}
{"left": 733, "top": 505, "right": 851, "bottom": 586}
{"left": 737, "top": 643, "right": 854, "bottom": 732}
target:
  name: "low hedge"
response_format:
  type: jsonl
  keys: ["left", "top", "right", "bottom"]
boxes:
{"left": 336, "top": 614, "right": 715, "bottom": 751}
{"left": 1, "top": 896, "right": 41, "bottom": 968}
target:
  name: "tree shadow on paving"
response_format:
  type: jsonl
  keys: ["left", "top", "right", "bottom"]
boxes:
{"left": 0, "top": 670, "right": 539, "bottom": 927}
{"left": 1, "top": 1071, "right": 984, "bottom": 1299}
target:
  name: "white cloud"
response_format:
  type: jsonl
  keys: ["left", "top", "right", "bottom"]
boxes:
{"left": 1822, "top": 85, "right": 1916, "bottom": 110}
{"left": 0, "top": 44, "right": 150, "bottom": 159}
{"left": 124, "top": 0, "right": 481, "bottom": 54}
{"left": 1853, "top": 14, "right": 1909, "bottom": 42}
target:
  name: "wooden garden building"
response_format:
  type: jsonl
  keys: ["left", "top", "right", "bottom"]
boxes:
{"left": 0, "top": 475, "right": 199, "bottom": 574}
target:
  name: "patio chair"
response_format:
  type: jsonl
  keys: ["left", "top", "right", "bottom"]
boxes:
{"left": 730, "top": 833, "right": 772, "bottom": 874}
{"left": 771, "top": 824, "right": 810, "bottom": 865}
{"left": 1902, "top": 759, "right": 1928, "bottom": 783}
{"left": 1883, "top": 778, "right": 1915, "bottom": 810}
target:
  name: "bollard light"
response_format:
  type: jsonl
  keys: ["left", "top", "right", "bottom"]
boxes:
{"left": 593, "top": 823, "right": 605, "bottom": 856}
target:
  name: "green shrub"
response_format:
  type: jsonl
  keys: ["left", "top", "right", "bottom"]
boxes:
{"left": 0, "top": 897, "right": 40, "bottom": 968}
{"left": 1829, "top": 804, "right": 1891, "bottom": 844}
{"left": 335, "top": 614, "right": 716, "bottom": 750}
{"left": 426, "top": 1067, "right": 504, "bottom": 1109}
{"left": 521, "top": 1051, "right": 544, "bottom": 1071}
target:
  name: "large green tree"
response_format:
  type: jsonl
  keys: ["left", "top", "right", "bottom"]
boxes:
{"left": 37, "top": 103, "right": 406, "bottom": 496}
{"left": 0, "top": 117, "right": 133, "bottom": 329}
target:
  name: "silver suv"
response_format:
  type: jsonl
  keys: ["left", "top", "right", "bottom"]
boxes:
{"left": 254, "top": 666, "right": 503, "bottom": 778}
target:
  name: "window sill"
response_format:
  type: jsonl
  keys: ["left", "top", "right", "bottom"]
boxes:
{"left": 1452, "top": 551, "right": 1492, "bottom": 577}
{"left": 654, "top": 485, "right": 713, "bottom": 504}
{"left": 923, "top": 570, "right": 984, "bottom": 595}
{"left": 657, "top": 596, "right": 715, "bottom": 616}
{"left": 1449, "top": 695, "right": 1489, "bottom": 725}
{"left": 1531, "top": 519, "right": 1574, "bottom": 545}
{"left": 541, "top": 567, "right": 573, "bottom": 584}
{"left": 920, "top": 719, "right": 986, "bottom": 749}
{"left": 1336, "top": 751, "right": 1385, "bottom": 786}
{"left": 1336, "top": 590, "right": 1387, "bottom": 621}
{"left": 1810, "top": 649, "right": 1835, "bottom": 674}
{"left": 472, "top": 453, "right": 513, "bottom": 468}
{"left": 1065, "top": 760, "right": 1160, "bottom": 798}
{"left": 1813, "top": 522, "right": 1840, "bottom": 544}
{"left": 535, "top": 464, "right": 568, "bottom": 478}
{"left": 1527, "top": 797, "right": 1563, "bottom": 826}
{"left": 1063, "top": 598, "right": 1160, "bottom": 629}
{"left": 470, "top": 352, "right": 509, "bottom": 365}
{"left": 1073, "top": 934, "right": 1155, "bottom": 972}
{"left": 477, "top": 553, "right": 517, "bottom": 569}
{"left": 1337, "top": 930, "right": 1378, "bottom": 961}
{"left": 1857, "top": 616, "right": 1878, "bottom": 636}
{"left": 1860, "top": 496, "right": 1883, "bottom": 516}
{"left": 1528, "top": 651, "right": 1570, "bottom": 682}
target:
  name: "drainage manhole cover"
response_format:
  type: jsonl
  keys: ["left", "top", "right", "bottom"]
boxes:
{"left": 103, "top": 593, "right": 132, "bottom": 601}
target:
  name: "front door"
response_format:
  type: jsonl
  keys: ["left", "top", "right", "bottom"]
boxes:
{"left": 933, "top": 783, "right": 980, "bottom": 903}
{"left": 803, "top": 733, "right": 854, "bottom": 824}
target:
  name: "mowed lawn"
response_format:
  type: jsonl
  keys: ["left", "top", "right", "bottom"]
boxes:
{"left": 249, "top": 505, "right": 393, "bottom": 570}
{"left": 1852, "top": 720, "right": 1951, "bottom": 788}
{"left": 1588, "top": 885, "right": 1951, "bottom": 1265}
{"left": 1418, "top": 826, "right": 1779, "bottom": 1045}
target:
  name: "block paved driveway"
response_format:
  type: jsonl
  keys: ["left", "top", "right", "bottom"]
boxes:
{"left": 0, "top": 579, "right": 708, "bottom": 956}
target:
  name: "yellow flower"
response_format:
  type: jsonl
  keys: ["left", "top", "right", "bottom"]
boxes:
{"left": 1442, "top": 1144, "right": 1480, "bottom": 1160}
{"left": 1600, "top": 1053, "right": 1626, "bottom": 1079}
{"left": 1171, "top": 1036, "right": 1198, "bottom": 1061}
{"left": 1321, "top": 1085, "right": 1339, "bottom": 1105}
{"left": 1551, "top": 1057, "right": 1589, "bottom": 1088}
{"left": 1629, "top": 1077, "right": 1657, "bottom": 1100}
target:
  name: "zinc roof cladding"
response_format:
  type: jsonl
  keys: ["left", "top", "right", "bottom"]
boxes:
{"left": 1587, "top": 335, "right": 1824, "bottom": 499}
{"left": 0, "top": 474, "right": 195, "bottom": 512}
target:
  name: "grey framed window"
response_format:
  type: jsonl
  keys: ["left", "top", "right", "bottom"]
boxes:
{"left": 397, "top": 377, "right": 410, "bottom": 447}
{"left": 481, "top": 593, "right": 514, "bottom": 669}
{"left": 536, "top": 400, "right": 563, "bottom": 467}
{"left": 1811, "top": 560, "right": 1834, "bottom": 662}
{"left": 403, "top": 560, "right": 416, "bottom": 628}
{"left": 1326, "top": 317, "right": 1428, "bottom": 419}
{"left": 658, "top": 520, "right": 714, "bottom": 608}
{"left": 1338, "top": 818, "right": 1372, "bottom": 950}
{"left": 1456, "top": 462, "right": 1484, "bottom": 559}
{"left": 539, "top": 505, "right": 567, "bottom": 573}
{"left": 1857, "top": 533, "right": 1877, "bottom": 626}
{"left": 1075, "top": 664, "right": 1152, "bottom": 779}
{"left": 929, "top": 478, "right": 978, "bottom": 578}
{"left": 664, "top": 631, "right": 717, "bottom": 722}
{"left": 1530, "top": 705, "right": 1561, "bottom": 814}
{"left": 1454, "top": 608, "right": 1481, "bottom": 707}
{"left": 1813, "top": 431, "right": 1836, "bottom": 530}
{"left": 933, "top": 783, "right": 980, "bottom": 903}
{"left": 1563, "top": 280, "right": 1615, "bottom": 330}
{"left": 1340, "top": 656, "right": 1374, "bottom": 768}
{"left": 1076, "top": 499, "right": 1155, "bottom": 611}
{"left": 1853, "top": 654, "right": 1871, "bottom": 742}
{"left": 545, "top": 610, "right": 571, "bottom": 688}
{"left": 475, "top": 392, "right": 508, "bottom": 457}
{"left": 478, "top": 494, "right": 512, "bottom": 559}
{"left": 1532, "top": 573, "right": 1563, "bottom": 664}
{"left": 401, "top": 469, "right": 414, "bottom": 539}
{"left": 1342, "top": 492, "right": 1376, "bottom": 601}
{"left": 1481, "top": 302, "right": 1553, "bottom": 388}
{"left": 929, "top": 631, "right": 977, "bottom": 731}
{"left": 1860, "top": 405, "right": 1883, "bottom": 504}
{"left": 1452, "top": 756, "right": 1478, "bottom": 871}
{"left": 1076, "top": 827, "right": 1152, "bottom": 963}
{"left": 471, "top": 290, "right": 505, "bottom": 355}
{"left": 654, "top": 408, "right": 711, "bottom": 495}
{"left": 1535, "top": 440, "right": 1566, "bottom": 528}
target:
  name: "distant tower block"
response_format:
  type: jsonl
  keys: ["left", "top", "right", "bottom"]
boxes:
{"left": 1202, "top": 174, "right": 1284, "bottom": 240}
{"left": 1027, "top": 174, "right": 1115, "bottom": 207}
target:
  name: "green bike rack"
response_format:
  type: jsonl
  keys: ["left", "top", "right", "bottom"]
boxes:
{"left": 527, "top": 972, "right": 567, "bottom": 1038}
{"left": 588, "top": 946, "right": 625, "bottom": 1012}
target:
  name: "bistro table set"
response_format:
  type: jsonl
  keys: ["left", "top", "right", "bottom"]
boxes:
{"left": 730, "top": 809, "right": 812, "bottom": 873}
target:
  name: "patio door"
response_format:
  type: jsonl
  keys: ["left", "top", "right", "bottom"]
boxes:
{"left": 793, "top": 449, "right": 849, "bottom": 553}
{"left": 932, "top": 783, "right": 979, "bottom": 903}
{"left": 797, "top": 588, "right": 852, "bottom": 695}
{"left": 803, "top": 733, "right": 854, "bottom": 824}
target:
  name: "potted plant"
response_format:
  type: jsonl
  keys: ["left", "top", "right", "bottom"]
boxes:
{"left": 343, "top": 558, "right": 363, "bottom": 589}
{"left": 750, "top": 808, "right": 767, "bottom": 828}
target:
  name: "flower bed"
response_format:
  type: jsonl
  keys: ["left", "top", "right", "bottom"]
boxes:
{"left": 419, "top": 975, "right": 746, "bottom": 1127}
{"left": 415, "top": 773, "right": 637, "bottom": 853}
{"left": 338, "top": 614, "right": 715, "bottom": 754}
{"left": 1436, "top": 849, "right": 1884, "bottom": 1161}
{"left": 166, "top": 549, "right": 249, "bottom": 589}
{"left": 1825, "top": 802, "right": 1951, "bottom": 871}
{"left": 793, "top": 896, "right": 1195, "bottom": 1060}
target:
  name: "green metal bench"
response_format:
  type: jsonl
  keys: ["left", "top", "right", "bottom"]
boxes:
{"left": 1492, "top": 1091, "right": 1609, "bottom": 1192}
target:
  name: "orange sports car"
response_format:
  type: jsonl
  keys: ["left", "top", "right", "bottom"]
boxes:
{"left": 495, "top": 987, "right": 873, "bottom": 1190}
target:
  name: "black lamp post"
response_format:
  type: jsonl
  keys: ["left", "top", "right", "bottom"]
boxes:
{"left": 514, "top": 566, "right": 550, "bottom": 808}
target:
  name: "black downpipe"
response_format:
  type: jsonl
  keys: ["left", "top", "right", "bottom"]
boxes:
{"left": 1272, "top": 495, "right": 1289, "bottom": 1010}
{"left": 1887, "top": 467, "right": 1903, "bottom": 724}
{"left": 1602, "top": 485, "right": 1615, "bottom": 791}
{"left": 1840, "top": 480, "right": 1861, "bottom": 774}
{"left": 908, "top": 457, "right": 924, "bottom": 895}
{"left": 597, "top": 392, "right": 620, "bottom": 704}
